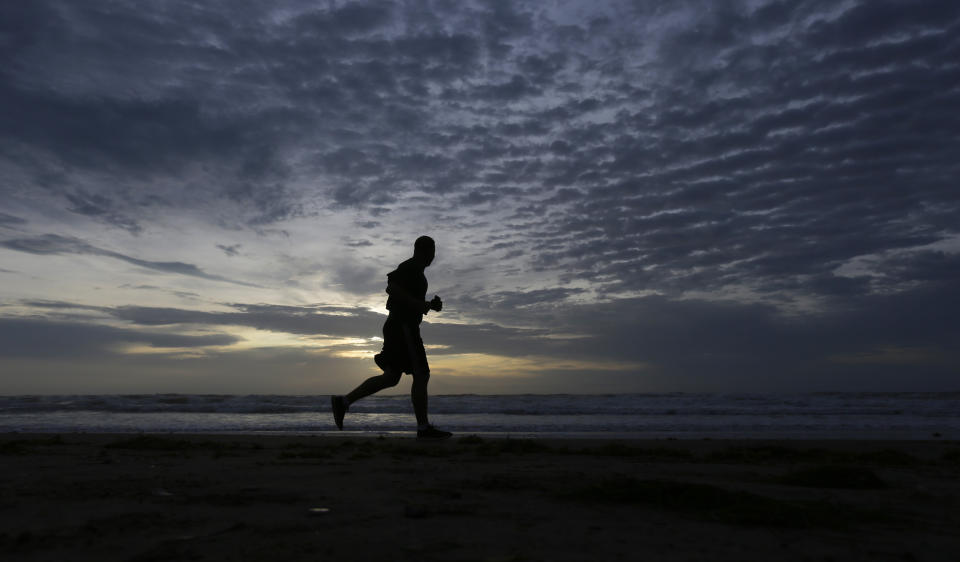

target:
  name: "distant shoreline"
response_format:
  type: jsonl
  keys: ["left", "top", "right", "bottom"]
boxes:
{"left": 2, "top": 429, "right": 957, "bottom": 441}
{"left": 4, "top": 393, "right": 959, "bottom": 439}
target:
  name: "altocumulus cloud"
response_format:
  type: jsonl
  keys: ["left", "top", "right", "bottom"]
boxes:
{"left": 1, "top": 0, "right": 959, "bottom": 392}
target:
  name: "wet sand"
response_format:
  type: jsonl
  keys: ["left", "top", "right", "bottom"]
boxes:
{"left": 2, "top": 433, "right": 959, "bottom": 561}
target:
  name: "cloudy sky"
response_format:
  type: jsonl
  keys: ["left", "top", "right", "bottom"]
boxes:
{"left": 2, "top": 0, "right": 959, "bottom": 395}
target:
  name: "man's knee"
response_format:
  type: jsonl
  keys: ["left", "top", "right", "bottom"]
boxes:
{"left": 381, "top": 370, "right": 402, "bottom": 387}
{"left": 411, "top": 368, "right": 430, "bottom": 384}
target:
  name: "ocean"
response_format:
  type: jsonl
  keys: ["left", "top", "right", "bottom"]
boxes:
{"left": 1, "top": 392, "right": 958, "bottom": 439}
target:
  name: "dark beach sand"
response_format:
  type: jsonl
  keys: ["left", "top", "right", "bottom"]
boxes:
{"left": 2, "top": 433, "right": 959, "bottom": 561}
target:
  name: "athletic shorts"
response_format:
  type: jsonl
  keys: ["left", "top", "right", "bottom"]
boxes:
{"left": 380, "top": 315, "right": 429, "bottom": 375}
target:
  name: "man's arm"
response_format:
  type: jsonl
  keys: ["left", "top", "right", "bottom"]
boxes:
{"left": 387, "top": 281, "right": 440, "bottom": 313}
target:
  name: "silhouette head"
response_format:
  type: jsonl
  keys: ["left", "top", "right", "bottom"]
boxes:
{"left": 414, "top": 235, "right": 435, "bottom": 267}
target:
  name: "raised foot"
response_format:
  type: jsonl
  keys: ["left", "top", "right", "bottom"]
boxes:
{"left": 331, "top": 395, "right": 346, "bottom": 430}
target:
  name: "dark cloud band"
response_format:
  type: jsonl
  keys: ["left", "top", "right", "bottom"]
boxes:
{"left": 1, "top": 234, "right": 258, "bottom": 287}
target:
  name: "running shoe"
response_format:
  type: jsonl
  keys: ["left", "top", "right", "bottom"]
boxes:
{"left": 417, "top": 425, "right": 452, "bottom": 440}
{"left": 331, "top": 395, "right": 346, "bottom": 430}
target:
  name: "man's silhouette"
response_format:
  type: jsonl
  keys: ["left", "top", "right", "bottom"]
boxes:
{"left": 331, "top": 236, "right": 452, "bottom": 440}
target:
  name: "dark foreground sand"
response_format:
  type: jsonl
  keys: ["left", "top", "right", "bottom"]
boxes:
{"left": 2, "top": 433, "right": 959, "bottom": 561}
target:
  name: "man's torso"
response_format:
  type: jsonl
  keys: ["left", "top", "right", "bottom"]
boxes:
{"left": 385, "top": 257, "right": 427, "bottom": 323}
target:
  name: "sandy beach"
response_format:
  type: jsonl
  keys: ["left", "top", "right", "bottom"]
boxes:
{"left": 2, "top": 433, "right": 958, "bottom": 561}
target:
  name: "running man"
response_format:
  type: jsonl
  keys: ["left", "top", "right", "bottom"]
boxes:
{"left": 331, "top": 236, "right": 452, "bottom": 440}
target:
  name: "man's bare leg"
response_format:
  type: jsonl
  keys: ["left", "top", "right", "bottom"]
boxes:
{"left": 346, "top": 370, "right": 401, "bottom": 405}
{"left": 411, "top": 369, "right": 429, "bottom": 427}
{"left": 411, "top": 371, "right": 450, "bottom": 439}
{"left": 332, "top": 369, "right": 401, "bottom": 430}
